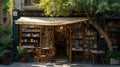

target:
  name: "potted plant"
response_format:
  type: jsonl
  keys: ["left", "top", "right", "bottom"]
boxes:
{"left": 106, "top": 50, "right": 120, "bottom": 64}
{"left": 0, "top": 24, "right": 13, "bottom": 64}
{"left": 16, "top": 44, "right": 29, "bottom": 63}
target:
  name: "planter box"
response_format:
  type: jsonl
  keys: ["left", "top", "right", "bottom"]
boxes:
{"left": 110, "top": 58, "right": 119, "bottom": 64}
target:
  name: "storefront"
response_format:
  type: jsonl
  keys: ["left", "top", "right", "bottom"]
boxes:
{"left": 15, "top": 17, "right": 88, "bottom": 61}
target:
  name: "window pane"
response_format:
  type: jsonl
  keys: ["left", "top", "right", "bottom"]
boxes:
{"left": 33, "top": 0, "right": 40, "bottom": 4}
{"left": 25, "top": 0, "right": 31, "bottom": 6}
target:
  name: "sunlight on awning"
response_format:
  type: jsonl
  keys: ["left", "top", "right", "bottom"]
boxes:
{"left": 15, "top": 17, "right": 89, "bottom": 26}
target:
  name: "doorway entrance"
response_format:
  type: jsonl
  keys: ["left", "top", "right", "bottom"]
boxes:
{"left": 54, "top": 26, "right": 68, "bottom": 59}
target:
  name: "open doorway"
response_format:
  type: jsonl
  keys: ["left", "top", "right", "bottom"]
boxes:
{"left": 54, "top": 26, "right": 68, "bottom": 59}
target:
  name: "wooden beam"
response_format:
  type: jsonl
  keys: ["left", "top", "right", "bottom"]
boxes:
{"left": 69, "top": 25, "right": 72, "bottom": 61}
{"left": 52, "top": 26, "right": 55, "bottom": 48}
{"left": 40, "top": 26, "right": 43, "bottom": 49}
{"left": 81, "top": 22, "right": 85, "bottom": 62}
{"left": 89, "top": 19, "right": 112, "bottom": 51}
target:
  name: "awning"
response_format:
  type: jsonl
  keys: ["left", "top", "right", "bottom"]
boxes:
{"left": 15, "top": 17, "right": 89, "bottom": 26}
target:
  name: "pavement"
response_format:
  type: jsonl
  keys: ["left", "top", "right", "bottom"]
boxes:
{"left": 0, "top": 59, "right": 120, "bottom": 67}
{"left": 0, "top": 62, "right": 120, "bottom": 67}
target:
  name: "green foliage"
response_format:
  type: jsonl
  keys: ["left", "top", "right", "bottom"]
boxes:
{"left": 34, "top": 0, "right": 119, "bottom": 17}
{"left": 3, "top": 0, "right": 9, "bottom": 10}
{"left": 0, "top": 25, "right": 13, "bottom": 49}
{"left": 34, "top": 0, "right": 74, "bottom": 16}
{"left": 16, "top": 44, "right": 29, "bottom": 59}
{"left": 106, "top": 50, "right": 120, "bottom": 62}
{"left": 0, "top": 24, "right": 13, "bottom": 59}
{"left": 110, "top": 2, "right": 120, "bottom": 12}
{"left": 33, "top": 0, "right": 93, "bottom": 16}
{"left": 3, "top": 0, "right": 13, "bottom": 14}
{"left": 96, "top": 1, "right": 109, "bottom": 13}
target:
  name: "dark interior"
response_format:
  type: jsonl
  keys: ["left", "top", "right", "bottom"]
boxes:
{"left": 54, "top": 28, "right": 67, "bottom": 59}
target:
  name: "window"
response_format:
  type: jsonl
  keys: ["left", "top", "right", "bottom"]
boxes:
{"left": 25, "top": 0, "right": 31, "bottom": 6}
{"left": 24, "top": 0, "right": 40, "bottom": 6}
{"left": 33, "top": 0, "right": 40, "bottom": 4}
{"left": 21, "top": 0, "right": 42, "bottom": 10}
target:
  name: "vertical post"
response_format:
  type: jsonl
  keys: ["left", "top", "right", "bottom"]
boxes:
{"left": 65, "top": 26, "right": 68, "bottom": 56}
{"left": 40, "top": 26, "right": 43, "bottom": 49}
{"left": 52, "top": 26, "right": 55, "bottom": 48}
{"left": 69, "top": 25, "right": 72, "bottom": 61}
{"left": 82, "top": 22, "right": 85, "bottom": 62}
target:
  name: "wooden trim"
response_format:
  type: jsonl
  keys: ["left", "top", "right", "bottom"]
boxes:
{"left": 69, "top": 25, "right": 72, "bottom": 61}
{"left": 52, "top": 26, "right": 55, "bottom": 48}
{"left": 25, "top": 0, "right": 31, "bottom": 5}
{"left": 40, "top": 26, "right": 43, "bottom": 49}
{"left": 81, "top": 22, "right": 85, "bottom": 62}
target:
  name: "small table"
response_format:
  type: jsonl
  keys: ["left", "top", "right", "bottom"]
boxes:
{"left": 91, "top": 50, "right": 104, "bottom": 64}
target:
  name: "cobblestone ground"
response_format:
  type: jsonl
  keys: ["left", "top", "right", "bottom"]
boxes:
{"left": 0, "top": 60, "right": 120, "bottom": 67}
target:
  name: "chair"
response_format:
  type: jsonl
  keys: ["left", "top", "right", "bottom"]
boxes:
{"left": 36, "top": 49, "right": 47, "bottom": 64}
{"left": 36, "top": 47, "right": 56, "bottom": 64}
{"left": 47, "top": 47, "right": 56, "bottom": 59}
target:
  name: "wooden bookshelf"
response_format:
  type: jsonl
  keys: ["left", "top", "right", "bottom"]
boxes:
{"left": 20, "top": 25, "right": 41, "bottom": 48}
{"left": 71, "top": 23, "right": 98, "bottom": 61}
{"left": 20, "top": 25, "right": 54, "bottom": 59}
{"left": 107, "top": 21, "right": 120, "bottom": 50}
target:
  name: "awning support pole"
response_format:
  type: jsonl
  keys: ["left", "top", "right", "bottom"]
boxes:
{"left": 69, "top": 25, "right": 72, "bottom": 61}
{"left": 40, "top": 26, "right": 43, "bottom": 49}
{"left": 52, "top": 26, "right": 55, "bottom": 48}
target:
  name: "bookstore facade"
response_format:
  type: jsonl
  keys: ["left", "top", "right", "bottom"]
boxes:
{"left": 15, "top": 17, "right": 89, "bottom": 61}
{"left": 13, "top": 0, "right": 120, "bottom": 63}
{"left": 14, "top": 14, "right": 120, "bottom": 63}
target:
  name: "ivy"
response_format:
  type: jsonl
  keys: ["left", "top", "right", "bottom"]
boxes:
{"left": 3, "top": 0, "right": 13, "bottom": 16}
